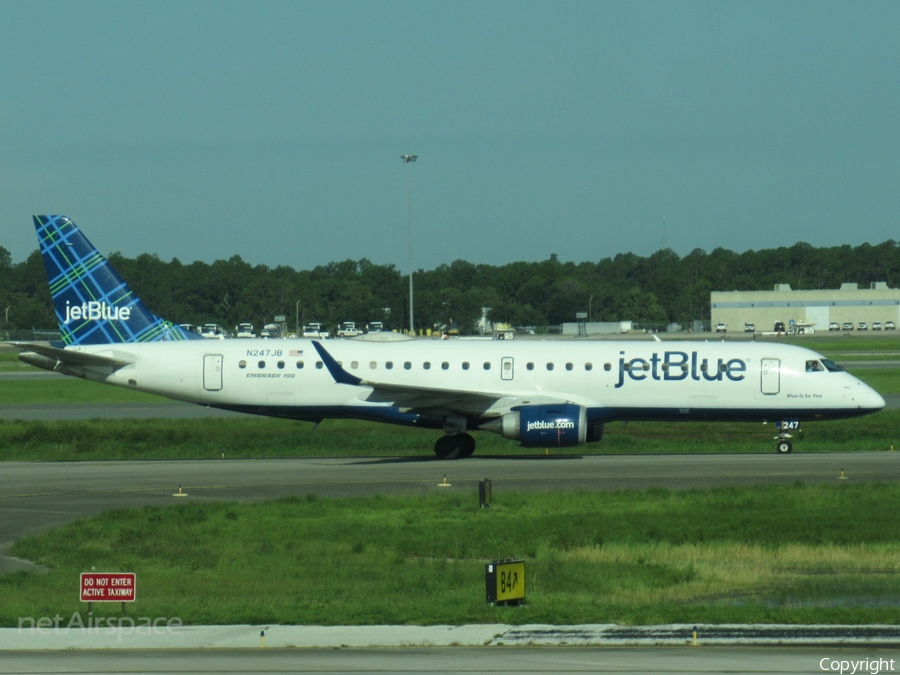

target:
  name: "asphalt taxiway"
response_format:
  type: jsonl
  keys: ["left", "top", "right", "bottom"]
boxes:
{"left": 3, "top": 452, "right": 899, "bottom": 560}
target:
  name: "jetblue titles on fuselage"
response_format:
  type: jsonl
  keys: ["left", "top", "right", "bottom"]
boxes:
{"left": 616, "top": 350, "right": 747, "bottom": 388}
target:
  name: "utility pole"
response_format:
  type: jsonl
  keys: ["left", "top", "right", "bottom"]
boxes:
{"left": 401, "top": 154, "right": 417, "bottom": 334}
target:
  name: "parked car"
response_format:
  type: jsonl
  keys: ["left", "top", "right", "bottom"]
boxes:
{"left": 842, "top": 322, "right": 854, "bottom": 331}
{"left": 336, "top": 321, "right": 361, "bottom": 338}
{"left": 828, "top": 322, "right": 839, "bottom": 331}
{"left": 858, "top": 322, "right": 868, "bottom": 331}
{"left": 886, "top": 321, "right": 896, "bottom": 330}
{"left": 744, "top": 323, "right": 755, "bottom": 333}
{"left": 873, "top": 321, "right": 882, "bottom": 330}
{"left": 715, "top": 323, "right": 727, "bottom": 333}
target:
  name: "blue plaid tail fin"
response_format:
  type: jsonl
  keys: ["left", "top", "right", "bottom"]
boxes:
{"left": 33, "top": 215, "right": 202, "bottom": 345}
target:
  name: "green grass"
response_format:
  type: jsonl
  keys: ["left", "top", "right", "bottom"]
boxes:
{"left": 783, "top": 337, "right": 900, "bottom": 353}
{"left": 1, "top": 408, "right": 897, "bottom": 461}
{"left": 0, "top": 378, "right": 168, "bottom": 405}
{"left": 5, "top": 484, "right": 900, "bottom": 626}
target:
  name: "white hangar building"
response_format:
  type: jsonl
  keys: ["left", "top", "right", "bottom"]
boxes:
{"left": 711, "top": 283, "right": 900, "bottom": 332}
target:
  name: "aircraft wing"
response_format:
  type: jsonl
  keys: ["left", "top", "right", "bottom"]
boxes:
{"left": 7, "top": 342, "right": 135, "bottom": 371}
{"left": 311, "top": 340, "right": 567, "bottom": 414}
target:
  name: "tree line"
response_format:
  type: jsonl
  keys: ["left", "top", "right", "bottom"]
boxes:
{"left": 1, "top": 239, "right": 898, "bottom": 335}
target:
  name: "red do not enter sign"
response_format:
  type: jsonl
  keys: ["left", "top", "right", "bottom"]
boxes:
{"left": 80, "top": 573, "right": 136, "bottom": 602}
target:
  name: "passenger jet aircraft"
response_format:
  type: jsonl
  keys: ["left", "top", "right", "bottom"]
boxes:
{"left": 10, "top": 215, "right": 885, "bottom": 458}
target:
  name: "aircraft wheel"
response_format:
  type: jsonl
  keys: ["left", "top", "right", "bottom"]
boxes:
{"left": 458, "top": 433, "right": 476, "bottom": 458}
{"left": 434, "top": 435, "right": 462, "bottom": 460}
{"left": 776, "top": 439, "right": 793, "bottom": 454}
{"left": 434, "top": 433, "right": 474, "bottom": 460}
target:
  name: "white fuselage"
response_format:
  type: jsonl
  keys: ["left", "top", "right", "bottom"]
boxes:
{"left": 66, "top": 338, "right": 884, "bottom": 428}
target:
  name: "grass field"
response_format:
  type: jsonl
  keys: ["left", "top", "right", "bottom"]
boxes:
{"left": 4, "top": 484, "right": 900, "bottom": 626}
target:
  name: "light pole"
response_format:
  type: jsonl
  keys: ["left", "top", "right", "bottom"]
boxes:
{"left": 295, "top": 299, "right": 301, "bottom": 337}
{"left": 401, "top": 154, "right": 417, "bottom": 334}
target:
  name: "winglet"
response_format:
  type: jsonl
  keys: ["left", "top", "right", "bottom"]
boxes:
{"left": 311, "top": 341, "right": 363, "bottom": 386}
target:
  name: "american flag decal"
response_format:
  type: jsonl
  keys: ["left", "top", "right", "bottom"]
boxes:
{"left": 289, "top": 350, "right": 303, "bottom": 356}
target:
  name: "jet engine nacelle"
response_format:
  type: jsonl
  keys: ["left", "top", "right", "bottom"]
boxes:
{"left": 483, "top": 403, "right": 592, "bottom": 447}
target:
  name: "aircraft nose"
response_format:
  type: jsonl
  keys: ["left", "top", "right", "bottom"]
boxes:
{"left": 868, "top": 387, "right": 886, "bottom": 410}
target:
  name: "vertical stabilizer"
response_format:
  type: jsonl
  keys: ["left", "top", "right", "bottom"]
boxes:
{"left": 34, "top": 215, "right": 202, "bottom": 345}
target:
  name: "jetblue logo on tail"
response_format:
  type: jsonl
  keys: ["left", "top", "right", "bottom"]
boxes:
{"left": 34, "top": 215, "right": 203, "bottom": 345}
{"left": 64, "top": 301, "right": 132, "bottom": 325}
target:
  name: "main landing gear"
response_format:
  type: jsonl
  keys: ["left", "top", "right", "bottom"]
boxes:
{"left": 434, "top": 433, "right": 476, "bottom": 460}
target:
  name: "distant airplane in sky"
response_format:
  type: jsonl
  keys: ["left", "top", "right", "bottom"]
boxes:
{"left": 9, "top": 215, "right": 885, "bottom": 458}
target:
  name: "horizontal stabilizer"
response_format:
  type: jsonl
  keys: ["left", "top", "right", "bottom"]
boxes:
{"left": 9, "top": 342, "right": 135, "bottom": 368}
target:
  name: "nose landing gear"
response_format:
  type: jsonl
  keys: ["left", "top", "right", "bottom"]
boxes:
{"left": 774, "top": 419, "right": 800, "bottom": 454}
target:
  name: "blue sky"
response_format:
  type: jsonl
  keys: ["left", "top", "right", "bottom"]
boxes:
{"left": 2, "top": 1, "right": 899, "bottom": 271}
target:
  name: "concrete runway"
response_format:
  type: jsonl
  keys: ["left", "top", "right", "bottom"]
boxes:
{"left": 2, "top": 646, "right": 899, "bottom": 674}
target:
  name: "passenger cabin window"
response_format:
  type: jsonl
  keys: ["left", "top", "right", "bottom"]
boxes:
{"left": 369, "top": 361, "right": 377, "bottom": 369}
{"left": 258, "top": 360, "right": 265, "bottom": 369}
{"left": 526, "top": 362, "right": 534, "bottom": 371}
{"left": 462, "top": 362, "right": 470, "bottom": 370}
{"left": 565, "top": 363, "right": 573, "bottom": 371}
{"left": 351, "top": 361, "right": 359, "bottom": 369}
{"left": 316, "top": 361, "right": 323, "bottom": 369}
{"left": 239, "top": 360, "right": 247, "bottom": 369}
{"left": 404, "top": 362, "right": 412, "bottom": 370}
{"left": 385, "top": 361, "right": 393, "bottom": 370}
{"left": 483, "top": 362, "right": 491, "bottom": 370}
{"left": 585, "top": 363, "right": 593, "bottom": 371}
{"left": 441, "top": 362, "right": 449, "bottom": 370}
{"left": 423, "top": 362, "right": 431, "bottom": 370}
{"left": 547, "top": 363, "right": 554, "bottom": 371}
{"left": 296, "top": 361, "right": 304, "bottom": 369}
{"left": 604, "top": 363, "right": 611, "bottom": 371}
{"left": 277, "top": 361, "right": 285, "bottom": 369}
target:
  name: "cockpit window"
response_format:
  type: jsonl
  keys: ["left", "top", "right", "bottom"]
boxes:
{"left": 805, "top": 360, "right": 824, "bottom": 372}
{"left": 820, "top": 358, "right": 844, "bottom": 373}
